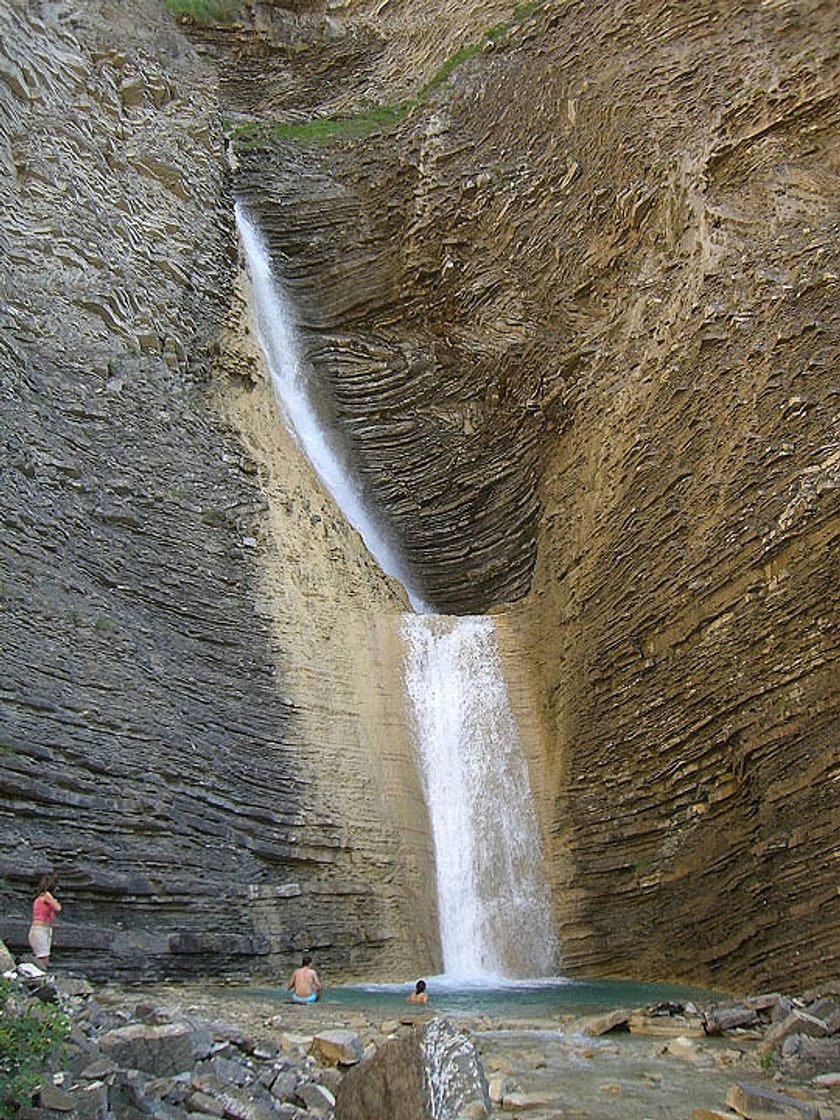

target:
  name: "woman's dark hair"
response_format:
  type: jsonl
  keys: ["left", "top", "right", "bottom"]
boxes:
{"left": 36, "top": 873, "right": 58, "bottom": 895}
{"left": 415, "top": 979, "right": 426, "bottom": 993}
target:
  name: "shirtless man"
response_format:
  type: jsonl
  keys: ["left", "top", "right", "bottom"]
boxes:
{"left": 287, "top": 955, "right": 322, "bottom": 1004}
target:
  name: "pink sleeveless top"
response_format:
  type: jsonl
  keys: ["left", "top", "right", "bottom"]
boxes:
{"left": 32, "top": 895, "right": 56, "bottom": 924}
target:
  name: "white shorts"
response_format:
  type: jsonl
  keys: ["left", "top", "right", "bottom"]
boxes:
{"left": 28, "top": 924, "right": 53, "bottom": 959}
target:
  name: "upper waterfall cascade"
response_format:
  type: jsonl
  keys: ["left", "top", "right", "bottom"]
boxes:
{"left": 235, "top": 202, "right": 425, "bottom": 611}
{"left": 238, "top": 204, "right": 558, "bottom": 980}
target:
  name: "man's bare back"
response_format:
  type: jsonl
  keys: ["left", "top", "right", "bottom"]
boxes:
{"left": 287, "top": 959, "right": 322, "bottom": 1001}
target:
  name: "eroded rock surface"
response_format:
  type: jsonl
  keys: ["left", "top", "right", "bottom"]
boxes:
{"left": 1, "top": 0, "right": 837, "bottom": 992}
{"left": 0, "top": 0, "right": 435, "bottom": 981}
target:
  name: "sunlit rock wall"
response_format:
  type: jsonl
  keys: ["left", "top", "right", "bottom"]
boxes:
{"left": 0, "top": 0, "right": 437, "bottom": 981}
{"left": 216, "top": 0, "right": 840, "bottom": 990}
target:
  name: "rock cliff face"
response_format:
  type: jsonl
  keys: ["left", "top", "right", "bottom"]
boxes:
{"left": 209, "top": 0, "right": 840, "bottom": 991}
{"left": 1, "top": 0, "right": 837, "bottom": 992}
{"left": 0, "top": 0, "right": 436, "bottom": 980}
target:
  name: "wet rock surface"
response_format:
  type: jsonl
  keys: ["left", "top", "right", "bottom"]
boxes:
{"left": 5, "top": 968, "right": 840, "bottom": 1120}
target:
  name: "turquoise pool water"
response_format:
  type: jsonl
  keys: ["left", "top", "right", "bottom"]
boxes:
{"left": 241, "top": 976, "right": 725, "bottom": 1018}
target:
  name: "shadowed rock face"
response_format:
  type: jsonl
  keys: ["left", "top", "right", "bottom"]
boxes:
{"left": 0, "top": 0, "right": 436, "bottom": 980}
{"left": 1, "top": 0, "right": 838, "bottom": 991}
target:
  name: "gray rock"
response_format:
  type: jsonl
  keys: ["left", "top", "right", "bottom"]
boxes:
{"left": 335, "top": 1016, "right": 489, "bottom": 1120}
{"left": 0, "top": 938, "right": 16, "bottom": 972}
{"left": 100, "top": 1021, "right": 213, "bottom": 1076}
{"left": 702, "top": 1005, "right": 761, "bottom": 1034}
{"left": 270, "top": 1071, "right": 299, "bottom": 1100}
{"left": 761, "top": 1010, "right": 831, "bottom": 1054}
{"left": 36, "top": 1084, "right": 76, "bottom": 1111}
{"left": 295, "top": 1082, "right": 335, "bottom": 1114}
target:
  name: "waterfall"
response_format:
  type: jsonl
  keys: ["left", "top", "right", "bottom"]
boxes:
{"left": 402, "top": 614, "right": 558, "bottom": 980}
{"left": 235, "top": 201, "right": 425, "bottom": 612}
{"left": 237, "top": 203, "right": 558, "bottom": 981}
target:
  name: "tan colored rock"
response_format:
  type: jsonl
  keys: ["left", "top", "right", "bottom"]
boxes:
{"left": 501, "top": 1091, "right": 555, "bottom": 1111}
{"left": 628, "top": 1012, "right": 706, "bottom": 1038}
{"left": 309, "top": 1029, "right": 363, "bottom": 1066}
{"left": 725, "top": 1082, "right": 819, "bottom": 1120}
{"left": 569, "top": 1007, "right": 632, "bottom": 1036}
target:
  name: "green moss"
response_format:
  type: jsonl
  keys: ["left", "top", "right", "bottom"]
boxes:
{"left": 229, "top": 1, "right": 552, "bottom": 151}
{"left": 513, "top": 0, "right": 545, "bottom": 18}
{"left": 163, "top": 0, "right": 240, "bottom": 25}
{"left": 231, "top": 102, "right": 415, "bottom": 149}
{"left": 421, "top": 43, "right": 482, "bottom": 95}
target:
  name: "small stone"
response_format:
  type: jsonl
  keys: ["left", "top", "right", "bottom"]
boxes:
{"left": 813, "top": 1071, "right": 840, "bottom": 1087}
{"left": 502, "top": 1090, "right": 553, "bottom": 1110}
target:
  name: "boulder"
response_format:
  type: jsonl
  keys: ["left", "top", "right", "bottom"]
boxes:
{"left": 335, "top": 1016, "right": 490, "bottom": 1120}
{"left": 725, "top": 1082, "right": 819, "bottom": 1120}
{"left": 99, "top": 1021, "right": 213, "bottom": 1076}
{"left": 780, "top": 1035, "right": 840, "bottom": 1062}
{"left": 760, "top": 1010, "right": 831, "bottom": 1054}
{"left": 295, "top": 1082, "right": 335, "bottom": 1114}
{"left": 628, "top": 1010, "right": 705, "bottom": 1037}
{"left": 310, "top": 1029, "right": 363, "bottom": 1066}
{"left": 703, "top": 1006, "right": 761, "bottom": 1034}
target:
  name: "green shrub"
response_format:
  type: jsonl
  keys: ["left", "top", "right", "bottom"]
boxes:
{"left": 0, "top": 979, "right": 69, "bottom": 1120}
{"left": 163, "top": 0, "right": 240, "bottom": 25}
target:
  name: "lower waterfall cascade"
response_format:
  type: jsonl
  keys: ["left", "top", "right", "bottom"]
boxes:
{"left": 402, "top": 614, "right": 558, "bottom": 980}
{"left": 237, "top": 202, "right": 559, "bottom": 980}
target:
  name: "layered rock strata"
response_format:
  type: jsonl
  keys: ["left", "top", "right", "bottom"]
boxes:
{"left": 213, "top": 0, "right": 839, "bottom": 989}
{"left": 0, "top": 0, "right": 436, "bottom": 980}
{"left": 1, "top": 0, "right": 837, "bottom": 993}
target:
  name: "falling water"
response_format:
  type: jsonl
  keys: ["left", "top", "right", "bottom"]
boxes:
{"left": 235, "top": 201, "right": 425, "bottom": 611}
{"left": 402, "top": 614, "right": 558, "bottom": 980}
{"left": 237, "top": 204, "right": 558, "bottom": 980}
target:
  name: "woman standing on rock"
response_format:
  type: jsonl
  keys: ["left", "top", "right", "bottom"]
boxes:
{"left": 28, "top": 872, "right": 61, "bottom": 971}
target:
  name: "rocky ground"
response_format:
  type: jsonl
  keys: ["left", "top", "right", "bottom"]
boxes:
{"left": 4, "top": 952, "right": 840, "bottom": 1120}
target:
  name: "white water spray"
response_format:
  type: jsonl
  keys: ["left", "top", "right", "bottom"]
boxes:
{"left": 235, "top": 202, "right": 425, "bottom": 611}
{"left": 237, "top": 204, "right": 558, "bottom": 980}
{"left": 403, "top": 614, "right": 558, "bottom": 980}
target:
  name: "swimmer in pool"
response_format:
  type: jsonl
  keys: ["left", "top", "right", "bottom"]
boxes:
{"left": 287, "top": 955, "right": 322, "bottom": 1003}
{"left": 406, "top": 978, "right": 428, "bottom": 1004}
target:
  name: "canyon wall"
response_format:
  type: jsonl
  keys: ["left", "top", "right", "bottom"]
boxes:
{"left": 1, "top": 0, "right": 837, "bottom": 993}
{"left": 0, "top": 0, "right": 437, "bottom": 981}
{"left": 215, "top": 0, "right": 840, "bottom": 991}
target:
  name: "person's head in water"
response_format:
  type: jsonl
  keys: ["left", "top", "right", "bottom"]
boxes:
{"left": 415, "top": 979, "right": 426, "bottom": 995}
{"left": 302, "top": 955, "right": 312, "bottom": 967}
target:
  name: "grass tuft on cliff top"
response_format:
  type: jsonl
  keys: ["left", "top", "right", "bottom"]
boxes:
{"left": 229, "top": 102, "right": 415, "bottom": 148}
{"left": 163, "top": 0, "right": 240, "bottom": 24}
